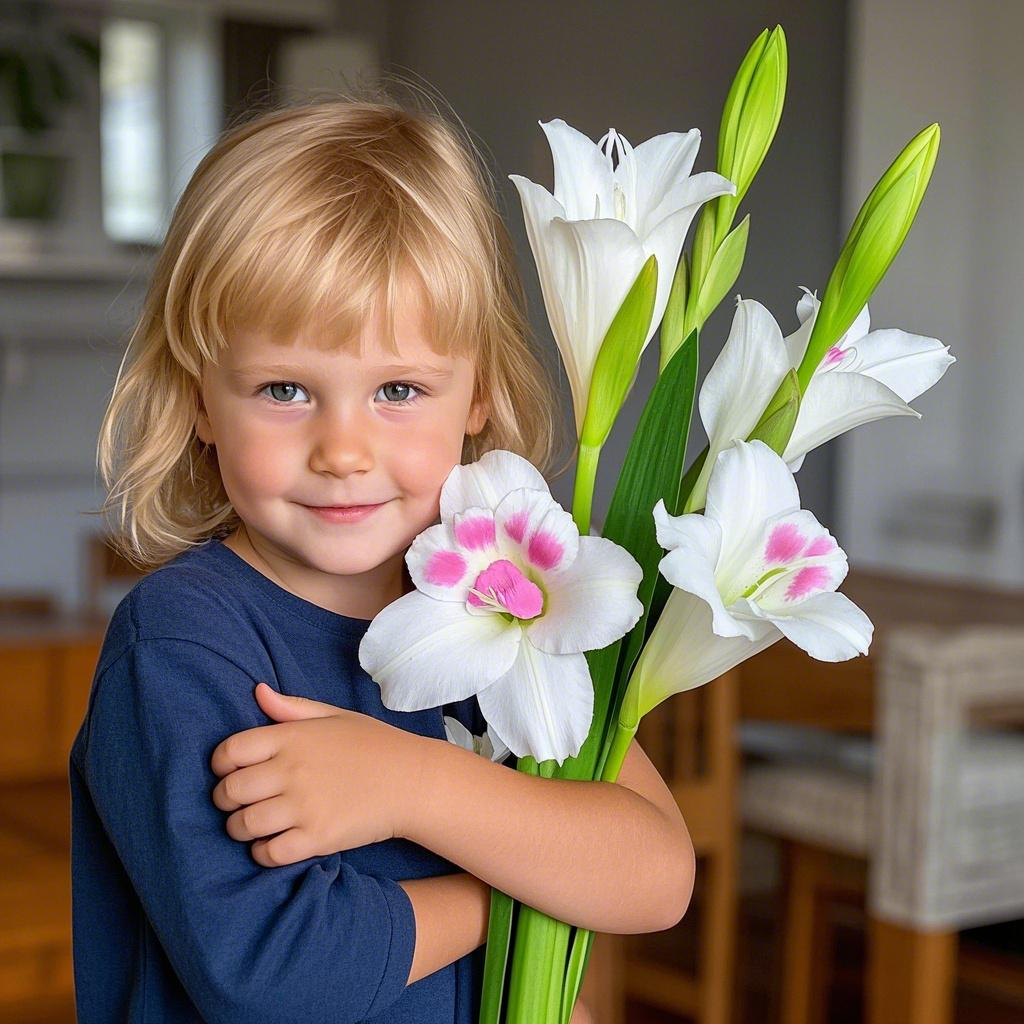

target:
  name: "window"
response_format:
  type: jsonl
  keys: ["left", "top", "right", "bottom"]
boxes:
{"left": 100, "top": 16, "right": 165, "bottom": 243}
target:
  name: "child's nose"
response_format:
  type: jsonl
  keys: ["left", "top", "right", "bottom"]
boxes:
{"left": 308, "top": 413, "right": 376, "bottom": 476}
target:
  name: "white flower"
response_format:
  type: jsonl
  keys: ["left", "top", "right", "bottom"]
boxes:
{"left": 359, "top": 450, "right": 643, "bottom": 764}
{"left": 626, "top": 439, "right": 873, "bottom": 722}
{"left": 509, "top": 118, "right": 735, "bottom": 437}
{"left": 688, "top": 292, "right": 954, "bottom": 506}
{"left": 443, "top": 716, "right": 511, "bottom": 764}
{"left": 781, "top": 287, "right": 956, "bottom": 471}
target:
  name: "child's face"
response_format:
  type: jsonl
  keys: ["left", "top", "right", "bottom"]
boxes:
{"left": 195, "top": 285, "right": 488, "bottom": 618}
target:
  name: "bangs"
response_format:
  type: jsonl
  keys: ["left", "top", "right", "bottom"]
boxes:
{"left": 189, "top": 157, "right": 488, "bottom": 366}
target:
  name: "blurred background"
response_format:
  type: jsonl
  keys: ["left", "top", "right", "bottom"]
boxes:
{"left": 0, "top": 1, "right": 1021, "bottom": 1022}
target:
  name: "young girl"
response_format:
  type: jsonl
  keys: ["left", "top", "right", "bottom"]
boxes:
{"left": 70, "top": 95, "right": 695, "bottom": 1023}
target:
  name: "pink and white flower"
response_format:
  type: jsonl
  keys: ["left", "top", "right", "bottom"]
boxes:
{"left": 623, "top": 439, "right": 873, "bottom": 724}
{"left": 359, "top": 450, "right": 643, "bottom": 764}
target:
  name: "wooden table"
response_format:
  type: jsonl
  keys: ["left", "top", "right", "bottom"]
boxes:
{"left": 735, "top": 567, "right": 1024, "bottom": 1024}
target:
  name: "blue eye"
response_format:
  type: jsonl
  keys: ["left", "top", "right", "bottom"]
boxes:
{"left": 260, "top": 382, "right": 309, "bottom": 404}
{"left": 375, "top": 381, "right": 425, "bottom": 406}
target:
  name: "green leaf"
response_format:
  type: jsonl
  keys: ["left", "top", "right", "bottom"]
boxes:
{"left": 555, "top": 331, "right": 700, "bottom": 785}
{"left": 579, "top": 255, "right": 658, "bottom": 449}
{"left": 695, "top": 214, "right": 750, "bottom": 329}
{"left": 598, "top": 332, "right": 699, "bottom": 777}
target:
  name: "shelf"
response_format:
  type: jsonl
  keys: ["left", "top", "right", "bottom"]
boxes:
{"left": 0, "top": 248, "right": 154, "bottom": 283}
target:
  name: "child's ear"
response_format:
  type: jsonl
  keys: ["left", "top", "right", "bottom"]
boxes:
{"left": 195, "top": 394, "right": 215, "bottom": 446}
{"left": 466, "top": 398, "right": 489, "bottom": 437}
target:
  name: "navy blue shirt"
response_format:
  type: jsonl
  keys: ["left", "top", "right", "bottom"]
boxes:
{"left": 69, "top": 537, "right": 488, "bottom": 1023}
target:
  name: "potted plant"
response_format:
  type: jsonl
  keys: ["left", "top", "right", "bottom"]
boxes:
{"left": 0, "top": 1, "right": 100, "bottom": 223}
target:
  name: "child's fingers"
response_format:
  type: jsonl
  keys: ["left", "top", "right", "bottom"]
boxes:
{"left": 211, "top": 759, "right": 283, "bottom": 812}
{"left": 210, "top": 725, "right": 282, "bottom": 777}
{"left": 251, "top": 828, "right": 318, "bottom": 868}
{"left": 254, "top": 682, "right": 345, "bottom": 721}
{"left": 225, "top": 795, "right": 294, "bottom": 842}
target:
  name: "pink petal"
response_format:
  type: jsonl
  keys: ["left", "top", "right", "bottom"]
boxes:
{"left": 424, "top": 550, "right": 468, "bottom": 587}
{"left": 454, "top": 515, "right": 497, "bottom": 550}
{"left": 765, "top": 522, "right": 805, "bottom": 564}
{"left": 527, "top": 529, "right": 565, "bottom": 571}
{"left": 784, "top": 565, "right": 831, "bottom": 602}
{"left": 468, "top": 559, "right": 544, "bottom": 619}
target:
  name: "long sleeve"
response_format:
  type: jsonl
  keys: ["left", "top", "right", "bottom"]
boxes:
{"left": 80, "top": 636, "right": 416, "bottom": 1024}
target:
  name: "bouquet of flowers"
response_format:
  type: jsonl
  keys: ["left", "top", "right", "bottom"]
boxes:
{"left": 357, "top": 24, "right": 952, "bottom": 1024}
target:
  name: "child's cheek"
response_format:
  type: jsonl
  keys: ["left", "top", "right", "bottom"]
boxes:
{"left": 395, "top": 421, "right": 467, "bottom": 512}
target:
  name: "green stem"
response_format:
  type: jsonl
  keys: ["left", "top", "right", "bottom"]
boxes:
{"left": 600, "top": 717, "right": 637, "bottom": 784}
{"left": 571, "top": 441, "right": 601, "bottom": 535}
{"left": 506, "top": 906, "right": 559, "bottom": 1022}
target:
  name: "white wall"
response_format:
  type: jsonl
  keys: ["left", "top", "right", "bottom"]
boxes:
{"left": 838, "top": 0, "right": 1024, "bottom": 587}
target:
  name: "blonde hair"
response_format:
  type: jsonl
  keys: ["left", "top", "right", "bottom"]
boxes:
{"left": 97, "top": 91, "right": 569, "bottom": 569}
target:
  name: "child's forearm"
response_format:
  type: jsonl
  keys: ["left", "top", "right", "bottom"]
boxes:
{"left": 403, "top": 738, "right": 693, "bottom": 934}
{"left": 397, "top": 872, "right": 490, "bottom": 985}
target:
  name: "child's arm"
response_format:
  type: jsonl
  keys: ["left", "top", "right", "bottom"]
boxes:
{"left": 82, "top": 636, "right": 421, "bottom": 1024}
{"left": 217, "top": 686, "right": 694, "bottom": 936}
{"left": 397, "top": 871, "right": 489, "bottom": 985}
{"left": 407, "top": 732, "right": 694, "bottom": 934}
{"left": 397, "top": 872, "right": 596, "bottom": 1024}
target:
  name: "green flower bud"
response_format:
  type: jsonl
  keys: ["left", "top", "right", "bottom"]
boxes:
{"left": 797, "top": 122, "right": 940, "bottom": 392}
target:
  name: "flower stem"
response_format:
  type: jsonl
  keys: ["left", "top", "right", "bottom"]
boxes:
{"left": 572, "top": 441, "right": 602, "bottom": 535}
{"left": 600, "top": 718, "right": 637, "bottom": 784}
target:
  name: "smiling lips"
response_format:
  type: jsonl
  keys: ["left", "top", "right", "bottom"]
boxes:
{"left": 304, "top": 502, "right": 384, "bottom": 523}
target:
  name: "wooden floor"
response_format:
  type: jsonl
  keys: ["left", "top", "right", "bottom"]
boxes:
{"left": 2, "top": 788, "right": 1021, "bottom": 1023}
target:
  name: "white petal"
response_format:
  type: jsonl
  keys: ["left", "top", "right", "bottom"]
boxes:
{"left": 493, "top": 487, "right": 579, "bottom": 576}
{"left": 658, "top": 539, "right": 756, "bottom": 641}
{"left": 639, "top": 176, "right": 735, "bottom": 351}
{"left": 443, "top": 716, "right": 475, "bottom": 752}
{"left": 440, "top": 450, "right": 550, "bottom": 521}
{"left": 539, "top": 119, "right": 615, "bottom": 220}
{"left": 484, "top": 727, "right": 511, "bottom": 764}
{"left": 705, "top": 440, "right": 802, "bottom": 589}
{"left": 849, "top": 328, "right": 956, "bottom": 404}
{"left": 477, "top": 644, "right": 593, "bottom": 764}
{"left": 359, "top": 592, "right": 522, "bottom": 710}
{"left": 742, "top": 590, "right": 874, "bottom": 662}
{"left": 783, "top": 290, "right": 817, "bottom": 368}
{"left": 548, "top": 215, "right": 649, "bottom": 434}
{"left": 525, "top": 535, "right": 642, "bottom": 655}
{"left": 782, "top": 371, "right": 920, "bottom": 465}
{"left": 692, "top": 298, "right": 791, "bottom": 505}
{"left": 845, "top": 301, "right": 871, "bottom": 343}
{"left": 630, "top": 129, "right": 702, "bottom": 227}
{"left": 507, "top": 174, "right": 581, "bottom": 398}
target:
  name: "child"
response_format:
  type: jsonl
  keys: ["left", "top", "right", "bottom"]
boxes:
{"left": 70, "top": 95, "right": 695, "bottom": 1023}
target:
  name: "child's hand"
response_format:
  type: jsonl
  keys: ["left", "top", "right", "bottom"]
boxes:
{"left": 210, "top": 683, "right": 428, "bottom": 866}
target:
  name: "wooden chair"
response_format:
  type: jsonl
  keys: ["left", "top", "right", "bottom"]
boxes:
{"left": 583, "top": 668, "right": 740, "bottom": 1024}
{"left": 739, "top": 625, "right": 1024, "bottom": 1024}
